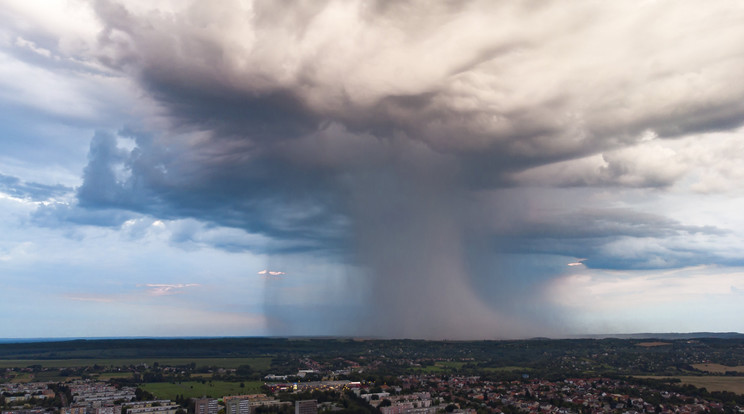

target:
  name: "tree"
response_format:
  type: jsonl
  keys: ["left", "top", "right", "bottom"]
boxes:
{"left": 135, "top": 388, "right": 154, "bottom": 401}
{"left": 237, "top": 365, "right": 253, "bottom": 378}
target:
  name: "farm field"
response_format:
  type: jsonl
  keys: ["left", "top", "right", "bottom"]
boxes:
{"left": 140, "top": 380, "right": 265, "bottom": 400}
{"left": 410, "top": 362, "right": 534, "bottom": 374}
{"left": 693, "top": 363, "right": 744, "bottom": 374}
{"left": 94, "top": 372, "right": 135, "bottom": 380}
{"left": 637, "top": 376, "right": 744, "bottom": 394}
{"left": 7, "top": 372, "right": 33, "bottom": 383}
{"left": 480, "top": 366, "right": 532, "bottom": 373}
{"left": 411, "top": 361, "right": 467, "bottom": 372}
{"left": 636, "top": 342, "right": 672, "bottom": 347}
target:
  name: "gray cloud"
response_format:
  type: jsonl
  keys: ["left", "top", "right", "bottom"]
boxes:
{"left": 61, "top": 0, "right": 744, "bottom": 337}
{"left": 0, "top": 173, "right": 72, "bottom": 201}
{"left": 489, "top": 209, "right": 729, "bottom": 270}
{"left": 32, "top": 203, "right": 136, "bottom": 229}
{"left": 502, "top": 208, "right": 725, "bottom": 240}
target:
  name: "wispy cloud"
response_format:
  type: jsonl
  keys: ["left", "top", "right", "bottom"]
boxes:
{"left": 140, "top": 283, "right": 200, "bottom": 296}
{"left": 64, "top": 293, "right": 116, "bottom": 303}
{"left": 258, "top": 269, "right": 286, "bottom": 276}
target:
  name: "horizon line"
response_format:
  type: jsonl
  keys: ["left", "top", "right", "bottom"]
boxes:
{"left": 0, "top": 332, "right": 742, "bottom": 344}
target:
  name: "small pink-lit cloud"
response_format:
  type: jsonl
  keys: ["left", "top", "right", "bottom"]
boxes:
{"left": 141, "top": 283, "right": 200, "bottom": 296}
{"left": 567, "top": 258, "right": 587, "bottom": 266}
{"left": 258, "top": 269, "right": 286, "bottom": 276}
{"left": 258, "top": 269, "right": 287, "bottom": 280}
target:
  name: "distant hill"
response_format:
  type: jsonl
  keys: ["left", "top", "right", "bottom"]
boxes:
{"left": 578, "top": 332, "right": 744, "bottom": 340}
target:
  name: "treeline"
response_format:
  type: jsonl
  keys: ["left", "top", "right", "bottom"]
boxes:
{"left": 3, "top": 337, "right": 744, "bottom": 378}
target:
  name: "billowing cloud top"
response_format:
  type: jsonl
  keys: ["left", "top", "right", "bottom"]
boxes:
{"left": 70, "top": 0, "right": 744, "bottom": 235}
{"left": 93, "top": 0, "right": 744, "bottom": 156}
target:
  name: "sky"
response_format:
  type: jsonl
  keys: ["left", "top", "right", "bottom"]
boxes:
{"left": 2, "top": 0, "right": 744, "bottom": 339}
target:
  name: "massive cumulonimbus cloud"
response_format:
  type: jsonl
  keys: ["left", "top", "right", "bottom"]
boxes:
{"left": 83, "top": 0, "right": 744, "bottom": 213}
{"left": 91, "top": 0, "right": 744, "bottom": 161}
{"left": 67, "top": 0, "right": 744, "bottom": 337}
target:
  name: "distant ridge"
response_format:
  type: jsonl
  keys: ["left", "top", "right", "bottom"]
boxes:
{"left": 576, "top": 332, "right": 744, "bottom": 340}
{"left": 0, "top": 336, "right": 223, "bottom": 344}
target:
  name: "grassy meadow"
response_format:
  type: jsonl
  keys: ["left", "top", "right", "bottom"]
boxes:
{"left": 140, "top": 381, "right": 265, "bottom": 400}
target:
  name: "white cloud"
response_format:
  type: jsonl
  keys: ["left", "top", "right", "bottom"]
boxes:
{"left": 1, "top": 0, "right": 102, "bottom": 55}
{"left": 258, "top": 269, "right": 285, "bottom": 276}
{"left": 0, "top": 241, "right": 33, "bottom": 262}
{"left": 0, "top": 52, "right": 97, "bottom": 120}
{"left": 141, "top": 283, "right": 200, "bottom": 296}
{"left": 567, "top": 259, "right": 586, "bottom": 267}
{"left": 513, "top": 127, "right": 744, "bottom": 192}
{"left": 14, "top": 37, "right": 51, "bottom": 57}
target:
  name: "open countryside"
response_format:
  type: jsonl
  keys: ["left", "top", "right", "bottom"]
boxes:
{"left": 636, "top": 376, "right": 744, "bottom": 395}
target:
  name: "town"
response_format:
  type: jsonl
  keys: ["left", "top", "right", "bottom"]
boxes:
{"left": 1, "top": 373, "right": 742, "bottom": 414}
{"left": 2, "top": 338, "right": 744, "bottom": 414}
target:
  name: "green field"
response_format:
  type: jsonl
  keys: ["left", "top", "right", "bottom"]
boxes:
{"left": 140, "top": 381, "right": 265, "bottom": 400}
{"left": 481, "top": 366, "right": 532, "bottom": 373}
{"left": 8, "top": 372, "right": 34, "bottom": 383}
{"left": 32, "top": 370, "right": 76, "bottom": 382}
{"left": 411, "top": 361, "right": 467, "bottom": 373}
{"left": 95, "top": 372, "right": 135, "bottom": 380}
{"left": 0, "top": 357, "right": 272, "bottom": 370}
{"left": 410, "top": 362, "right": 535, "bottom": 374}
{"left": 636, "top": 376, "right": 744, "bottom": 395}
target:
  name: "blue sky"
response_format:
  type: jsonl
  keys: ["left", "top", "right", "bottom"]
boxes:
{"left": 3, "top": 0, "right": 744, "bottom": 339}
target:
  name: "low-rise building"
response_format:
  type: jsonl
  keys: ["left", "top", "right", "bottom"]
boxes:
{"left": 294, "top": 400, "right": 317, "bottom": 414}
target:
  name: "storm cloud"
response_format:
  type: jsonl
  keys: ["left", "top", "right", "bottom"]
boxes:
{"left": 7, "top": 0, "right": 744, "bottom": 337}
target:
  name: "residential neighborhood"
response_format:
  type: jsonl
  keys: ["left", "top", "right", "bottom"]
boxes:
{"left": 3, "top": 338, "right": 744, "bottom": 414}
{"left": 2, "top": 373, "right": 743, "bottom": 414}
